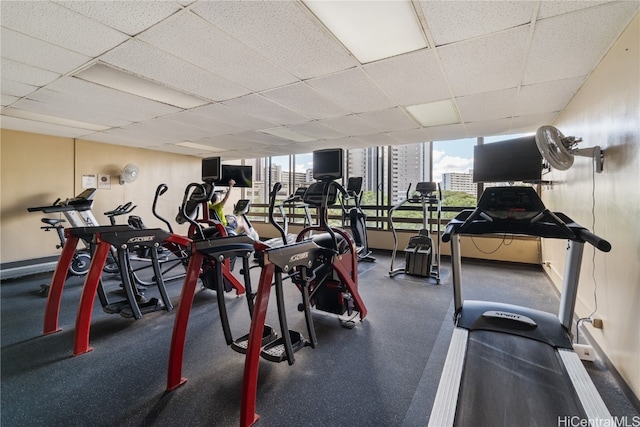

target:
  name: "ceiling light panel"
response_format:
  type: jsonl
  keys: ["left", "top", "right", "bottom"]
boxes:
{"left": 308, "top": 68, "right": 396, "bottom": 113}
{"left": 100, "top": 40, "right": 248, "bottom": 102}
{"left": 304, "top": 0, "right": 427, "bottom": 63}
{"left": 406, "top": 99, "right": 461, "bottom": 127}
{"left": 419, "top": 1, "right": 535, "bottom": 46}
{"left": 191, "top": 1, "right": 357, "bottom": 79}
{"left": 261, "top": 83, "right": 348, "bottom": 120}
{"left": 55, "top": 0, "right": 182, "bottom": 36}
{"left": 174, "top": 141, "right": 225, "bottom": 152}
{"left": 138, "top": 11, "right": 297, "bottom": 92}
{"left": 455, "top": 88, "right": 518, "bottom": 122}
{"left": 364, "top": 49, "right": 450, "bottom": 106}
{"left": 358, "top": 107, "right": 419, "bottom": 132}
{"left": 0, "top": 1, "right": 128, "bottom": 57}
{"left": 222, "top": 94, "right": 309, "bottom": 126}
{"left": 439, "top": 26, "right": 530, "bottom": 97}
{"left": 523, "top": 2, "right": 639, "bottom": 85}
{"left": 74, "top": 62, "right": 208, "bottom": 109}
{"left": 1, "top": 28, "right": 91, "bottom": 74}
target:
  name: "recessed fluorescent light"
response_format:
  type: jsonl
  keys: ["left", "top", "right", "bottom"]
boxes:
{"left": 260, "top": 127, "right": 315, "bottom": 142}
{"left": 406, "top": 99, "right": 461, "bottom": 127}
{"left": 303, "top": 0, "right": 426, "bottom": 63}
{"left": 3, "top": 108, "right": 110, "bottom": 131}
{"left": 74, "top": 62, "right": 208, "bottom": 109}
{"left": 175, "top": 141, "right": 224, "bottom": 152}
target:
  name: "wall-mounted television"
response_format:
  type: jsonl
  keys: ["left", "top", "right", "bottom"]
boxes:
{"left": 214, "top": 164, "right": 253, "bottom": 188}
{"left": 313, "top": 149, "right": 343, "bottom": 181}
{"left": 473, "top": 136, "right": 542, "bottom": 183}
{"left": 202, "top": 157, "right": 221, "bottom": 182}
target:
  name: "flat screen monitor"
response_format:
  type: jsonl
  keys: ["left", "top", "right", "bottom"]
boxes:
{"left": 202, "top": 157, "right": 221, "bottom": 182}
{"left": 214, "top": 165, "right": 253, "bottom": 188}
{"left": 473, "top": 136, "right": 542, "bottom": 183}
{"left": 313, "top": 149, "right": 343, "bottom": 180}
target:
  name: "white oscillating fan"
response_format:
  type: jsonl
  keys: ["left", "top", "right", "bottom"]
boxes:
{"left": 120, "top": 163, "right": 140, "bottom": 185}
{"left": 535, "top": 126, "right": 604, "bottom": 173}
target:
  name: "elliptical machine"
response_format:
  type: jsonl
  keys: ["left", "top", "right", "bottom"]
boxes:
{"left": 388, "top": 182, "right": 442, "bottom": 284}
{"left": 340, "top": 177, "right": 375, "bottom": 262}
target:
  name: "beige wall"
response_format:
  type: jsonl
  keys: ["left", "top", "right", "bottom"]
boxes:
{"left": 540, "top": 14, "right": 639, "bottom": 398}
{"left": 1, "top": 130, "right": 201, "bottom": 264}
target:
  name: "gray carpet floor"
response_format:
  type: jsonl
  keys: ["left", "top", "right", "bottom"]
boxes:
{"left": 1, "top": 253, "right": 637, "bottom": 426}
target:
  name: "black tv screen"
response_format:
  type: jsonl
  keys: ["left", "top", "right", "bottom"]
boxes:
{"left": 313, "top": 149, "right": 343, "bottom": 180}
{"left": 202, "top": 157, "right": 221, "bottom": 182}
{"left": 473, "top": 136, "right": 542, "bottom": 183}
{"left": 214, "top": 165, "right": 253, "bottom": 188}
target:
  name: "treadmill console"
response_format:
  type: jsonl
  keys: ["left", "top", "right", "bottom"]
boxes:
{"left": 477, "top": 187, "right": 545, "bottom": 220}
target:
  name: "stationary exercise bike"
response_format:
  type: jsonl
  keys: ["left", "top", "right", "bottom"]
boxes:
{"left": 388, "top": 182, "right": 442, "bottom": 284}
{"left": 340, "top": 176, "right": 375, "bottom": 262}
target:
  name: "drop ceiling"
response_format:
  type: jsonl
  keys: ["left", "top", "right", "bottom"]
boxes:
{"left": 1, "top": 1, "right": 638, "bottom": 160}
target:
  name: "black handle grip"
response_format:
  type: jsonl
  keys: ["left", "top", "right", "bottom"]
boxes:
{"left": 576, "top": 228, "right": 612, "bottom": 252}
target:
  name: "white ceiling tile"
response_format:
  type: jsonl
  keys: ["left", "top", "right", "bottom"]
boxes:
{"left": 537, "top": 1, "right": 617, "bottom": 19}
{"left": 387, "top": 127, "right": 433, "bottom": 144}
{"left": 261, "top": 83, "right": 348, "bottom": 120}
{"left": 191, "top": 1, "right": 357, "bottom": 79}
{"left": 0, "top": 1, "right": 129, "bottom": 56}
{"left": 307, "top": 68, "right": 396, "bottom": 113}
{"left": 223, "top": 94, "right": 310, "bottom": 126}
{"left": 1, "top": 58, "right": 60, "bottom": 87}
{"left": 100, "top": 40, "right": 249, "bottom": 102}
{"left": 1, "top": 94, "right": 19, "bottom": 107}
{"left": 18, "top": 77, "right": 180, "bottom": 126}
{"left": 464, "top": 118, "right": 513, "bottom": 138}
{"left": 364, "top": 49, "right": 450, "bottom": 106}
{"left": 439, "top": 26, "right": 530, "bottom": 97}
{"left": 138, "top": 11, "right": 297, "bottom": 92}
{"left": 420, "top": 1, "right": 535, "bottom": 46}
{"left": 320, "top": 115, "right": 380, "bottom": 136}
{"left": 423, "top": 124, "right": 469, "bottom": 142}
{"left": 164, "top": 111, "right": 243, "bottom": 136}
{"left": 524, "top": 2, "right": 639, "bottom": 84}
{"left": 0, "top": 80, "right": 39, "bottom": 98}
{"left": 83, "top": 129, "right": 158, "bottom": 148}
{"left": 358, "top": 107, "right": 419, "bottom": 132}
{"left": 456, "top": 88, "right": 518, "bottom": 122}
{"left": 510, "top": 112, "right": 560, "bottom": 134}
{"left": 354, "top": 133, "right": 398, "bottom": 147}
{"left": 288, "top": 121, "right": 345, "bottom": 140}
{"left": 0, "top": 115, "right": 95, "bottom": 139}
{"left": 514, "top": 77, "right": 585, "bottom": 116}
{"left": 55, "top": 1, "right": 182, "bottom": 36}
{"left": 189, "top": 104, "right": 275, "bottom": 131}
{"left": 1, "top": 28, "right": 91, "bottom": 74}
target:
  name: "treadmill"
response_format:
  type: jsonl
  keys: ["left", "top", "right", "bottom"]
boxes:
{"left": 429, "top": 186, "right": 613, "bottom": 426}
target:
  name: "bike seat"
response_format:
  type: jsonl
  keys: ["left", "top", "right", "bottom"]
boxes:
{"left": 41, "top": 218, "right": 65, "bottom": 227}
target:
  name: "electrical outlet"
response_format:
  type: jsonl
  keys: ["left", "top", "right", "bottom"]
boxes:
{"left": 592, "top": 318, "right": 603, "bottom": 329}
{"left": 573, "top": 344, "right": 596, "bottom": 361}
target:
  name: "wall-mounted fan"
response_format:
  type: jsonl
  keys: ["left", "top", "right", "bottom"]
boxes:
{"left": 535, "top": 126, "right": 604, "bottom": 173}
{"left": 119, "top": 163, "right": 140, "bottom": 185}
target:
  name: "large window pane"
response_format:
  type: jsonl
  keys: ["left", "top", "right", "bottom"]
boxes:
{"left": 433, "top": 138, "right": 477, "bottom": 218}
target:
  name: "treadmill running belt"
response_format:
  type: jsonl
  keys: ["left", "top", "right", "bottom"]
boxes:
{"left": 455, "top": 330, "right": 585, "bottom": 426}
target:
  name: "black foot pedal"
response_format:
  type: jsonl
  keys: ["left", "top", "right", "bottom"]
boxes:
{"left": 260, "top": 330, "right": 306, "bottom": 363}
{"left": 102, "top": 300, "right": 134, "bottom": 314}
{"left": 119, "top": 298, "right": 164, "bottom": 318}
{"left": 231, "top": 325, "right": 278, "bottom": 354}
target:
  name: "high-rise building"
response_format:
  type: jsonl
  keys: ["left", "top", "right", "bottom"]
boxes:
{"left": 442, "top": 172, "right": 476, "bottom": 195}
